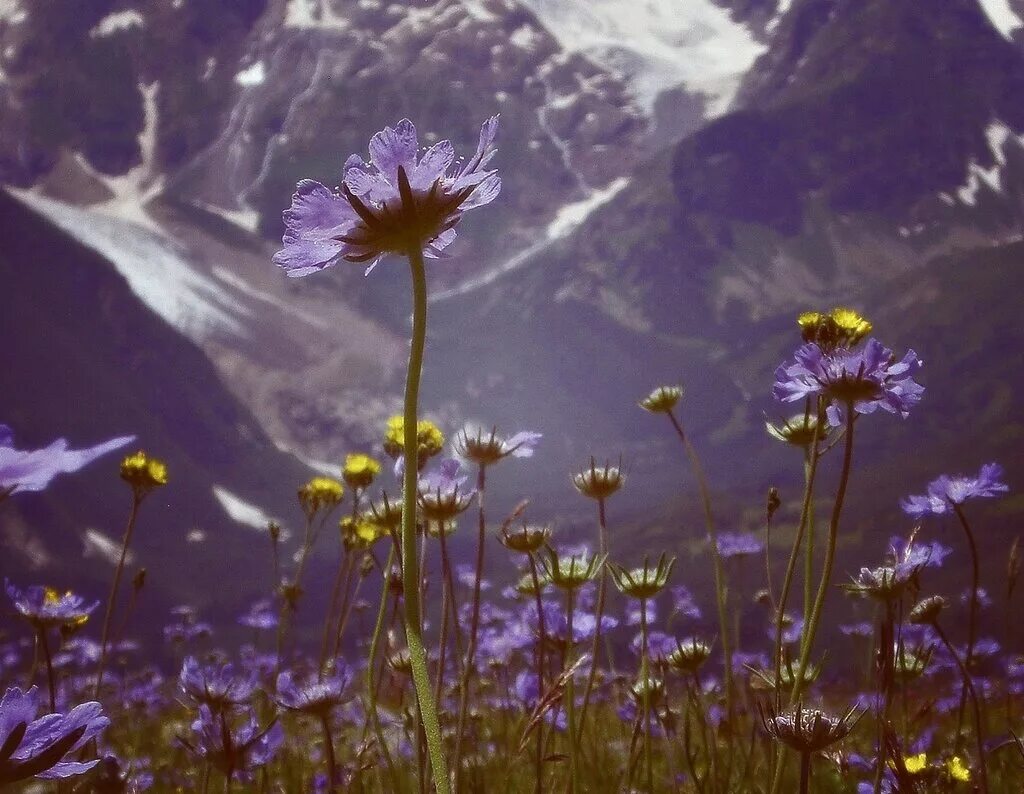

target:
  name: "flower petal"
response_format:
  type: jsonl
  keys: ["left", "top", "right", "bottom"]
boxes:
{"left": 368, "top": 118, "right": 419, "bottom": 183}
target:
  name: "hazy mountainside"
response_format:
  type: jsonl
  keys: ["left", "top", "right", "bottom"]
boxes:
{"left": 0, "top": 0, "right": 1022, "bottom": 625}
{"left": 0, "top": 190, "right": 317, "bottom": 638}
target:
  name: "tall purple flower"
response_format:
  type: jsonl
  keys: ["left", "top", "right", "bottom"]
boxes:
{"left": 6, "top": 582, "right": 98, "bottom": 630}
{"left": 0, "top": 686, "right": 109, "bottom": 784}
{"left": 181, "top": 705, "right": 282, "bottom": 781}
{"left": 0, "top": 425, "right": 134, "bottom": 497}
{"left": 275, "top": 668, "right": 351, "bottom": 717}
{"left": 901, "top": 463, "right": 1009, "bottom": 519}
{"left": 179, "top": 657, "right": 257, "bottom": 712}
{"left": 273, "top": 117, "right": 501, "bottom": 277}
{"left": 773, "top": 338, "right": 924, "bottom": 426}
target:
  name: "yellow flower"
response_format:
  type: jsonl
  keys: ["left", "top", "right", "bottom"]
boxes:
{"left": 340, "top": 515, "right": 385, "bottom": 550}
{"left": 382, "top": 416, "right": 445, "bottom": 465}
{"left": 798, "top": 307, "right": 872, "bottom": 350}
{"left": 120, "top": 451, "right": 169, "bottom": 492}
{"left": 947, "top": 756, "right": 971, "bottom": 783}
{"left": 342, "top": 453, "right": 381, "bottom": 490}
{"left": 903, "top": 753, "right": 928, "bottom": 775}
{"left": 298, "top": 476, "right": 344, "bottom": 516}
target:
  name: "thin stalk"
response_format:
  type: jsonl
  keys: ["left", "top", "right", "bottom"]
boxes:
{"left": 94, "top": 491, "right": 141, "bottom": 697}
{"left": 640, "top": 598, "right": 653, "bottom": 793}
{"left": 565, "top": 587, "right": 580, "bottom": 793}
{"left": 320, "top": 714, "right": 338, "bottom": 792}
{"left": 320, "top": 551, "right": 354, "bottom": 675}
{"left": 527, "top": 552, "right": 547, "bottom": 794}
{"left": 332, "top": 558, "right": 365, "bottom": 662}
{"left": 789, "top": 410, "right": 856, "bottom": 704}
{"left": 667, "top": 410, "right": 734, "bottom": 719}
{"left": 952, "top": 503, "right": 983, "bottom": 738}
{"left": 453, "top": 463, "right": 487, "bottom": 779}
{"left": 802, "top": 453, "right": 816, "bottom": 639}
{"left": 577, "top": 497, "right": 609, "bottom": 740}
{"left": 401, "top": 246, "right": 450, "bottom": 793}
{"left": 39, "top": 628, "right": 57, "bottom": 712}
{"left": 798, "top": 752, "right": 811, "bottom": 794}
{"left": 934, "top": 621, "right": 989, "bottom": 793}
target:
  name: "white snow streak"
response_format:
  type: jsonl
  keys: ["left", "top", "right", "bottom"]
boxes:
{"left": 518, "top": 0, "right": 764, "bottom": 114}
{"left": 212, "top": 486, "right": 280, "bottom": 531}
{"left": 956, "top": 120, "right": 1024, "bottom": 206}
{"left": 89, "top": 10, "right": 144, "bottom": 38}
{"left": 979, "top": 0, "right": 1024, "bottom": 41}
{"left": 234, "top": 60, "right": 266, "bottom": 87}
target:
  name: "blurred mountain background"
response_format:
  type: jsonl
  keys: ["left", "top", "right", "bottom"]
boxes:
{"left": 1, "top": 0, "right": 1022, "bottom": 654}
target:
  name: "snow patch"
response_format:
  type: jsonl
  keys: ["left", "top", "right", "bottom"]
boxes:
{"left": 979, "top": 0, "right": 1024, "bottom": 41}
{"left": 89, "top": 10, "right": 144, "bottom": 38}
{"left": 10, "top": 190, "right": 252, "bottom": 341}
{"left": 431, "top": 177, "right": 630, "bottom": 302}
{"left": 212, "top": 486, "right": 280, "bottom": 531}
{"left": 235, "top": 61, "right": 266, "bottom": 87}
{"left": 284, "top": 0, "right": 350, "bottom": 30}
{"left": 509, "top": 24, "right": 543, "bottom": 51}
{"left": 460, "top": 0, "right": 499, "bottom": 22}
{"left": 0, "top": 1, "right": 26, "bottom": 24}
{"left": 955, "top": 120, "right": 1024, "bottom": 206}
{"left": 83, "top": 529, "right": 135, "bottom": 567}
{"left": 518, "top": 0, "right": 764, "bottom": 115}
{"left": 766, "top": 0, "right": 793, "bottom": 34}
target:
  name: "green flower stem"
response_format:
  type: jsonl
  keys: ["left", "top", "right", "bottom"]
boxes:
{"left": 402, "top": 245, "right": 450, "bottom": 794}
{"left": 576, "top": 497, "right": 609, "bottom": 742}
{"left": 320, "top": 550, "right": 354, "bottom": 675}
{"left": 952, "top": 503, "right": 983, "bottom": 736}
{"left": 527, "top": 552, "right": 547, "bottom": 794}
{"left": 640, "top": 598, "right": 653, "bottom": 794}
{"left": 565, "top": 587, "right": 580, "bottom": 793}
{"left": 666, "top": 409, "right": 734, "bottom": 719}
{"left": 94, "top": 490, "right": 142, "bottom": 697}
{"left": 320, "top": 714, "right": 338, "bottom": 792}
{"left": 361, "top": 544, "right": 401, "bottom": 792}
{"left": 789, "top": 409, "right": 856, "bottom": 705}
{"left": 454, "top": 463, "right": 487, "bottom": 780}
{"left": 39, "top": 628, "right": 57, "bottom": 713}
{"left": 772, "top": 404, "right": 824, "bottom": 710}
{"left": 802, "top": 453, "right": 816, "bottom": 644}
{"left": 932, "top": 620, "right": 990, "bottom": 793}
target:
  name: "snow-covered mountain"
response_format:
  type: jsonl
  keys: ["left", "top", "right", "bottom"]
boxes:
{"left": 2, "top": 0, "right": 1024, "bottom": 597}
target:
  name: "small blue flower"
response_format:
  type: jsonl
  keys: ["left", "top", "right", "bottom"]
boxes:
{"left": 274, "top": 117, "right": 500, "bottom": 277}
{"left": 179, "top": 657, "right": 256, "bottom": 711}
{"left": 0, "top": 686, "right": 109, "bottom": 784}
{"left": 901, "top": 463, "right": 1009, "bottom": 518}
{"left": 773, "top": 338, "right": 924, "bottom": 426}
{"left": 0, "top": 426, "right": 133, "bottom": 496}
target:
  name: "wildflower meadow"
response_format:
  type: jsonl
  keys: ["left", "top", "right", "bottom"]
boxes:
{"left": 1, "top": 116, "right": 1019, "bottom": 794}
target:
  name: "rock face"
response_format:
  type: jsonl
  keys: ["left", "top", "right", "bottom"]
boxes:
{"left": 1, "top": 0, "right": 1023, "bottom": 601}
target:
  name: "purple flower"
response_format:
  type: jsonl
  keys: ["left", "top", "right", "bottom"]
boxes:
{"left": 0, "top": 686, "right": 109, "bottom": 784}
{"left": 889, "top": 535, "right": 952, "bottom": 569}
{"left": 179, "top": 657, "right": 256, "bottom": 711}
{"left": 669, "top": 585, "right": 702, "bottom": 621}
{"left": 182, "top": 705, "right": 282, "bottom": 779}
{"left": 714, "top": 532, "right": 764, "bottom": 559}
{"left": 238, "top": 600, "right": 278, "bottom": 631}
{"left": 5, "top": 582, "right": 98, "bottom": 630}
{"left": 0, "top": 426, "right": 133, "bottom": 496}
{"left": 901, "top": 463, "right": 1009, "bottom": 518}
{"left": 273, "top": 117, "right": 501, "bottom": 277}
{"left": 275, "top": 668, "right": 351, "bottom": 716}
{"left": 773, "top": 339, "right": 924, "bottom": 427}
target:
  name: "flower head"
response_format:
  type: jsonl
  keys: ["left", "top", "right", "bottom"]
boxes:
{"left": 714, "top": 532, "right": 764, "bottom": 560}
{"left": 179, "top": 657, "right": 257, "bottom": 712}
{"left": 499, "top": 523, "right": 552, "bottom": 555}
{"left": 297, "top": 477, "right": 344, "bottom": 517}
{"left": 608, "top": 553, "right": 675, "bottom": 601}
{"left": 572, "top": 457, "right": 624, "bottom": 501}
{"left": 342, "top": 453, "right": 381, "bottom": 490}
{"left": 540, "top": 547, "right": 605, "bottom": 591}
{"left": 6, "top": 582, "right": 98, "bottom": 630}
{"left": 273, "top": 117, "right": 500, "bottom": 277}
{"left": 765, "top": 411, "right": 828, "bottom": 447}
{"left": 181, "top": 705, "right": 282, "bottom": 779}
{"left": 383, "top": 416, "right": 445, "bottom": 466}
{"left": 417, "top": 459, "right": 475, "bottom": 521}
{"left": 0, "top": 427, "right": 133, "bottom": 497}
{"left": 667, "top": 638, "right": 713, "bottom": 674}
{"left": 0, "top": 686, "right": 109, "bottom": 784}
{"left": 773, "top": 338, "right": 924, "bottom": 427}
{"left": 275, "top": 668, "right": 351, "bottom": 717}
{"left": 639, "top": 385, "right": 683, "bottom": 414}
{"left": 797, "top": 307, "right": 872, "bottom": 351}
{"left": 455, "top": 427, "right": 541, "bottom": 467}
{"left": 758, "top": 701, "right": 862, "bottom": 754}
{"left": 909, "top": 596, "right": 947, "bottom": 625}
{"left": 340, "top": 515, "right": 386, "bottom": 550}
{"left": 119, "top": 451, "right": 168, "bottom": 493}
{"left": 901, "top": 463, "right": 1009, "bottom": 519}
